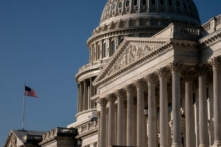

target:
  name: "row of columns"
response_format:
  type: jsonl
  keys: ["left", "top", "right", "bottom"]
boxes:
{"left": 78, "top": 77, "right": 96, "bottom": 112}
{"left": 97, "top": 58, "right": 221, "bottom": 147}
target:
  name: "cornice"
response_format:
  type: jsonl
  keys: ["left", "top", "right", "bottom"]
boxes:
{"left": 199, "top": 28, "right": 221, "bottom": 46}
{"left": 87, "top": 26, "right": 163, "bottom": 46}
{"left": 75, "top": 67, "right": 100, "bottom": 82}
{"left": 40, "top": 128, "right": 77, "bottom": 146}
{"left": 75, "top": 108, "right": 97, "bottom": 120}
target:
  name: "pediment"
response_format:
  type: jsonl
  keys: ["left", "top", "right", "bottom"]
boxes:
{"left": 93, "top": 37, "right": 170, "bottom": 87}
{"left": 4, "top": 132, "right": 17, "bottom": 147}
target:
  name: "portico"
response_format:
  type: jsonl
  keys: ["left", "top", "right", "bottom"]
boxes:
{"left": 93, "top": 27, "right": 221, "bottom": 147}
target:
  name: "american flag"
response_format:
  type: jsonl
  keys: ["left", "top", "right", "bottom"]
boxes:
{"left": 24, "top": 86, "right": 38, "bottom": 98}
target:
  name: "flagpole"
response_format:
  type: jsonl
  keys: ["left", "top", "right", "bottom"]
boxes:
{"left": 22, "top": 84, "right": 25, "bottom": 130}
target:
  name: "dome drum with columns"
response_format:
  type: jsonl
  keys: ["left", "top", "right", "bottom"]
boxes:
{"left": 87, "top": 0, "right": 201, "bottom": 71}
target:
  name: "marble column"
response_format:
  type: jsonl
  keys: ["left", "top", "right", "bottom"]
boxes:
{"left": 134, "top": 99, "right": 137, "bottom": 146}
{"left": 77, "top": 84, "right": 80, "bottom": 112}
{"left": 123, "top": 102, "right": 127, "bottom": 145}
{"left": 182, "top": 70, "right": 196, "bottom": 147}
{"left": 83, "top": 80, "right": 88, "bottom": 110}
{"left": 106, "top": 109, "right": 109, "bottom": 147}
{"left": 135, "top": 79, "right": 146, "bottom": 147}
{"left": 115, "top": 89, "right": 126, "bottom": 146}
{"left": 90, "top": 77, "right": 94, "bottom": 109}
{"left": 107, "top": 94, "right": 116, "bottom": 146}
{"left": 169, "top": 61, "right": 182, "bottom": 147}
{"left": 196, "top": 64, "right": 209, "bottom": 147}
{"left": 146, "top": 74, "right": 158, "bottom": 147}
{"left": 79, "top": 82, "right": 83, "bottom": 112}
{"left": 210, "top": 57, "right": 221, "bottom": 146}
{"left": 114, "top": 105, "right": 117, "bottom": 145}
{"left": 208, "top": 83, "right": 214, "bottom": 146}
{"left": 97, "top": 111, "right": 101, "bottom": 147}
{"left": 99, "top": 98, "right": 108, "bottom": 147}
{"left": 158, "top": 68, "right": 169, "bottom": 147}
{"left": 125, "top": 84, "right": 135, "bottom": 146}
{"left": 194, "top": 87, "right": 200, "bottom": 147}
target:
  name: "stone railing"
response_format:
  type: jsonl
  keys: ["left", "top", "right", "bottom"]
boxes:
{"left": 76, "top": 117, "right": 98, "bottom": 136}
{"left": 202, "top": 14, "right": 221, "bottom": 36}
{"left": 152, "top": 23, "right": 201, "bottom": 40}
{"left": 78, "top": 58, "right": 109, "bottom": 73}
{"left": 41, "top": 128, "right": 77, "bottom": 141}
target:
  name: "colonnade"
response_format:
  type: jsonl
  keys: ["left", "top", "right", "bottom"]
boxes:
{"left": 96, "top": 58, "right": 221, "bottom": 147}
{"left": 78, "top": 77, "right": 96, "bottom": 112}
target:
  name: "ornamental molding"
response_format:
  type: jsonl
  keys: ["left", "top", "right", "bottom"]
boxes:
{"left": 87, "top": 26, "right": 162, "bottom": 46}
{"left": 93, "top": 38, "right": 196, "bottom": 88}
{"left": 93, "top": 37, "right": 169, "bottom": 86}
{"left": 199, "top": 28, "right": 221, "bottom": 46}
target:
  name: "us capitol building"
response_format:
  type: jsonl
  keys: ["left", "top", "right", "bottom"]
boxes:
{"left": 4, "top": 0, "right": 221, "bottom": 147}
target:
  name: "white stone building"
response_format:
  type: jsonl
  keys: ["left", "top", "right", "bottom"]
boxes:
{"left": 4, "top": 0, "right": 221, "bottom": 147}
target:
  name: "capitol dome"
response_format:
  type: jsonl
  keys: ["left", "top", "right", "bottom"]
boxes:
{"left": 87, "top": 0, "right": 201, "bottom": 68}
{"left": 100, "top": 0, "right": 200, "bottom": 26}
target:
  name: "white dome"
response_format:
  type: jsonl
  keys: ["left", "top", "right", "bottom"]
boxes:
{"left": 100, "top": 0, "right": 200, "bottom": 26}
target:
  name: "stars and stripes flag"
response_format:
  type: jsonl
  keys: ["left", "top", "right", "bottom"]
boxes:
{"left": 24, "top": 86, "right": 38, "bottom": 98}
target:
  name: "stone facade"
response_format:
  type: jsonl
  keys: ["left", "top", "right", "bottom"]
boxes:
{"left": 4, "top": 0, "right": 221, "bottom": 147}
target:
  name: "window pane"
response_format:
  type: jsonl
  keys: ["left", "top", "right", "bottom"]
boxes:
{"left": 126, "top": 0, "right": 130, "bottom": 7}
{"left": 111, "top": 41, "right": 115, "bottom": 55}
{"left": 119, "top": 2, "right": 122, "bottom": 8}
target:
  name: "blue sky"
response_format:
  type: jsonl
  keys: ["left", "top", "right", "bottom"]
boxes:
{"left": 0, "top": 0, "right": 220, "bottom": 146}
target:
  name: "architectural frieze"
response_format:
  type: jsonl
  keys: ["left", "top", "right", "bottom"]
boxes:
{"left": 93, "top": 39, "right": 173, "bottom": 87}
{"left": 87, "top": 27, "right": 162, "bottom": 46}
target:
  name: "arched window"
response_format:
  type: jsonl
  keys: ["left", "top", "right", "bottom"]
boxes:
{"left": 97, "top": 45, "right": 100, "bottom": 60}
{"left": 119, "top": 1, "right": 122, "bottom": 8}
{"left": 125, "top": 0, "right": 130, "bottom": 7}
{"left": 143, "top": 0, "right": 146, "bottom": 5}
{"left": 134, "top": 0, "right": 137, "bottom": 6}
{"left": 110, "top": 40, "right": 115, "bottom": 56}
{"left": 112, "top": 4, "right": 116, "bottom": 10}
{"left": 102, "top": 42, "right": 107, "bottom": 58}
